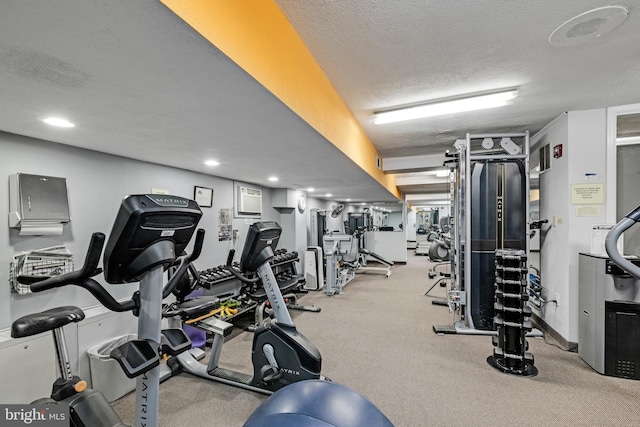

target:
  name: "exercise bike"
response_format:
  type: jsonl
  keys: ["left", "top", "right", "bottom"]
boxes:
{"left": 11, "top": 304, "right": 128, "bottom": 427}
{"left": 18, "top": 194, "right": 205, "bottom": 427}
{"left": 164, "top": 221, "right": 325, "bottom": 394}
{"left": 15, "top": 194, "right": 389, "bottom": 427}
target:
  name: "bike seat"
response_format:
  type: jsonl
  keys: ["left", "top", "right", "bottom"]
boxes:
{"left": 12, "top": 306, "right": 85, "bottom": 339}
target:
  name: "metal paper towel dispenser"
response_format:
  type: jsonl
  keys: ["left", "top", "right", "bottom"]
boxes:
{"left": 8, "top": 173, "right": 71, "bottom": 235}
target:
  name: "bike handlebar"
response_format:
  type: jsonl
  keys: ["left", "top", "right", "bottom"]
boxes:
{"left": 163, "top": 229, "right": 205, "bottom": 298}
{"left": 29, "top": 233, "right": 106, "bottom": 292}
{"left": 24, "top": 229, "right": 206, "bottom": 313}
{"left": 225, "top": 249, "right": 259, "bottom": 284}
{"left": 626, "top": 205, "right": 640, "bottom": 222}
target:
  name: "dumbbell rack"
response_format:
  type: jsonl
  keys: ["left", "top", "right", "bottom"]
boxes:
{"left": 198, "top": 264, "right": 238, "bottom": 288}
{"left": 488, "top": 249, "right": 538, "bottom": 376}
{"left": 198, "top": 250, "right": 316, "bottom": 327}
{"left": 195, "top": 264, "right": 255, "bottom": 322}
{"left": 270, "top": 249, "right": 304, "bottom": 284}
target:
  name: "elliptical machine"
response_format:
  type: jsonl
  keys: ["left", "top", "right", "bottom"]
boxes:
{"left": 17, "top": 194, "right": 205, "bottom": 427}
{"left": 165, "top": 221, "right": 324, "bottom": 394}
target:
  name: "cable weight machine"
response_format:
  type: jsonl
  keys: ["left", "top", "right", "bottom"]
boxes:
{"left": 434, "top": 132, "right": 538, "bottom": 375}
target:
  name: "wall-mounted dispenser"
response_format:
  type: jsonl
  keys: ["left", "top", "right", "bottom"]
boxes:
{"left": 8, "top": 173, "right": 71, "bottom": 235}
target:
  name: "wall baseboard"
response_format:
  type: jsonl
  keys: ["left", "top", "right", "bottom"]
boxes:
{"left": 531, "top": 313, "right": 578, "bottom": 352}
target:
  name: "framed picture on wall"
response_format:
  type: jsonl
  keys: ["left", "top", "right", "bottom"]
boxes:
{"left": 194, "top": 186, "right": 213, "bottom": 208}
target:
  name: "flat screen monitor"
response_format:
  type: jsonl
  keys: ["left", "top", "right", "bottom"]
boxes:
{"left": 240, "top": 221, "right": 281, "bottom": 272}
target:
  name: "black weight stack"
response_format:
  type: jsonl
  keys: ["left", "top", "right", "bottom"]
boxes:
{"left": 488, "top": 249, "right": 537, "bottom": 376}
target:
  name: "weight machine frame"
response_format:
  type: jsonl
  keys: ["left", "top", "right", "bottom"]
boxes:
{"left": 435, "top": 132, "right": 540, "bottom": 337}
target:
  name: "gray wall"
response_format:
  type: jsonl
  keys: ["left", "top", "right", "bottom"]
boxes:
{"left": 0, "top": 132, "right": 278, "bottom": 329}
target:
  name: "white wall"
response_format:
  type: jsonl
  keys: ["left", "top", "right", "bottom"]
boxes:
{"left": 566, "top": 110, "right": 608, "bottom": 340}
{"left": 534, "top": 110, "right": 607, "bottom": 342}
{"left": 535, "top": 114, "right": 569, "bottom": 338}
{"left": 268, "top": 188, "right": 311, "bottom": 267}
{"left": 407, "top": 209, "right": 417, "bottom": 241}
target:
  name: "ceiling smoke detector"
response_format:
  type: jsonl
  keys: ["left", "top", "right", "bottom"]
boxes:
{"left": 549, "top": 5, "right": 628, "bottom": 47}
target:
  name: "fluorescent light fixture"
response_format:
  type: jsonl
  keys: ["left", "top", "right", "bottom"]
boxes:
{"left": 307, "top": 187, "right": 315, "bottom": 192}
{"left": 204, "top": 159, "right": 220, "bottom": 167}
{"left": 435, "top": 170, "right": 449, "bottom": 177}
{"left": 616, "top": 136, "right": 640, "bottom": 146}
{"left": 325, "top": 193, "right": 332, "bottom": 197}
{"left": 372, "top": 89, "right": 518, "bottom": 125}
{"left": 268, "top": 176, "right": 279, "bottom": 182}
{"left": 346, "top": 198, "right": 352, "bottom": 202}
{"left": 42, "top": 117, "right": 75, "bottom": 128}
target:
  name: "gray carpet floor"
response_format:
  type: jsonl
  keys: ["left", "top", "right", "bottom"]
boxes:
{"left": 112, "top": 251, "right": 640, "bottom": 426}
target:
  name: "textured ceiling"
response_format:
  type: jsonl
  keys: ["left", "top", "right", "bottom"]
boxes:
{"left": 1, "top": 1, "right": 639, "bottom": 209}
{"left": 275, "top": 0, "right": 640, "bottom": 157}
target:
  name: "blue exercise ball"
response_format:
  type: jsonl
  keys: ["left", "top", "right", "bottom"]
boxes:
{"left": 244, "top": 380, "right": 393, "bottom": 427}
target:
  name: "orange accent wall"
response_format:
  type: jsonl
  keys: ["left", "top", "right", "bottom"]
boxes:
{"left": 160, "top": 0, "right": 399, "bottom": 198}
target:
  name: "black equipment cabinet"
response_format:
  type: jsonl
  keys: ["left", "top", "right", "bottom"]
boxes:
{"left": 605, "top": 300, "right": 640, "bottom": 379}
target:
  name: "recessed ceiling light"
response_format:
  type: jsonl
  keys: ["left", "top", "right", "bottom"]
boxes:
{"left": 325, "top": 193, "right": 332, "bottom": 197}
{"left": 42, "top": 117, "right": 75, "bottom": 128}
{"left": 346, "top": 198, "right": 352, "bottom": 202}
{"left": 549, "top": 6, "right": 628, "bottom": 47}
{"left": 307, "top": 187, "right": 315, "bottom": 192}
{"left": 268, "top": 176, "right": 279, "bottom": 182}
{"left": 204, "top": 159, "right": 220, "bottom": 167}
